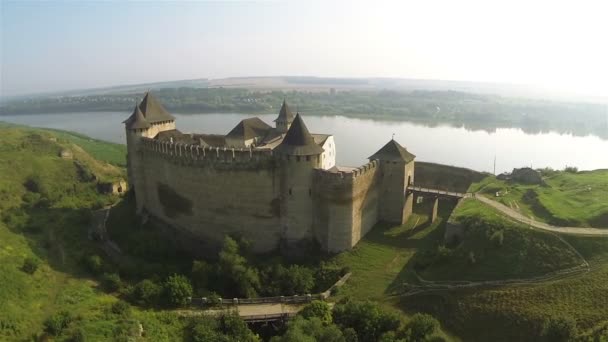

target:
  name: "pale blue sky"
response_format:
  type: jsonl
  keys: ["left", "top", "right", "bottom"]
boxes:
{"left": 1, "top": 0, "right": 607, "bottom": 97}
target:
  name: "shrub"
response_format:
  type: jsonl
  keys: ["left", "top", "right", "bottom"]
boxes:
{"left": 405, "top": 313, "right": 440, "bottom": 342}
{"left": 333, "top": 301, "right": 400, "bottom": 342}
{"left": 564, "top": 166, "right": 578, "bottom": 173}
{"left": 102, "top": 273, "right": 122, "bottom": 292}
{"left": 468, "top": 251, "right": 476, "bottom": 264}
{"left": 111, "top": 300, "right": 131, "bottom": 316}
{"left": 69, "top": 328, "right": 87, "bottom": 342}
{"left": 132, "top": 279, "right": 162, "bottom": 306}
{"left": 490, "top": 230, "right": 504, "bottom": 247}
{"left": 300, "top": 300, "right": 333, "bottom": 325}
{"left": 44, "top": 311, "right": 73, "bottom": 336}
{"left": 541, "top": 317, "right": 578, "bottom": 342}
{"left": 83, "top": 254, "right": 103, "bottom": 274}
{"left": 164, "top": 274, "right": 193, "bottom": 307}
{"left": 22, "top": 256, "right": 39, "bottom": 274}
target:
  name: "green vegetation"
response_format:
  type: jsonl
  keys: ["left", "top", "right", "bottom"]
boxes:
{"left": 414, "top": 199, "right": 583, "bottom": 281}
{"left": 471, "top": 169, "right": 608, "bottom": 227}
{"left": 3, "top": 87, "right": 607, "bottom": 139}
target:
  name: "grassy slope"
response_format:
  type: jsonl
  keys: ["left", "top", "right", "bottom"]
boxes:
{"left": 417, "top": 199, "right": 583, "bottom": 281}
{"left": 333, "top": 195, "right": 608, "bottom": 341}
{"left": 0, "top": 125, "right": 184, "bottom": 341}
{"left": 470, "top": 170, "right": 608, "bottom": 228}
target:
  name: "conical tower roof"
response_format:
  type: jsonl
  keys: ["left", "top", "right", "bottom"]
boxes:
{"left": 274, "top": 99, "right": 294, "bottom": 123}
{"left": 276, "top": 113, "right": 324, "bottom": 155}
{"left": 138, "top": 92, "right": 175, "bottom": 123}
{"left": 123, "top": 103, "right": 151, "bottom": 129}
{"left": 368, "top": 139, "right": 415, "bottom": 162}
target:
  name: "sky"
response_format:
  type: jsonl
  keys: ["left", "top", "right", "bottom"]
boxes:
{"left": 1, "top": 0, "right": 607, "bottom": 98}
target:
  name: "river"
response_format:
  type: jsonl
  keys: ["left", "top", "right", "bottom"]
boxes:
{"left": 1, "top": 112, "right": 607, "bottom": 174}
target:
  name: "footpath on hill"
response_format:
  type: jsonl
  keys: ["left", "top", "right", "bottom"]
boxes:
{"left": 474, "top": 194, "right": 608, "bottom": 236}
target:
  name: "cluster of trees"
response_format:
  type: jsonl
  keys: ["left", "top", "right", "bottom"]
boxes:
{"left": 3, "top": 87, "right": 607, "bottom": 139}
{"left": 272, "top": 300, "right": 442, "bottom": 342}
{"left": 82, "top": 235, "right": 345, "bottom": 309}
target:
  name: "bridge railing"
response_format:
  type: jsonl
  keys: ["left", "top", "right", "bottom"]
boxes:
{"left": 405, "top": 186, "right": 468, "bottom": 198}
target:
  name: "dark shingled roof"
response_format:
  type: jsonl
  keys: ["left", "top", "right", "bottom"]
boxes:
{"left": 138, "top": 92, "right": 175, "bottom": 123}
{"left": 123, "top": 103, "right": 151, "bottom": 129}
{"left": 274, "top": 100, "right": 294, "bottom": 123}
{"left": 226, "top": 117, "right": 272, "bottom": 141}
{"left": 198, "top": 134, "right": 226, "bottom": 147}
{"left": 275, "top": 114, "right": 324, "bottom": 155}
{"left": 368, "top": 139, "right": 416, "bottom": 162}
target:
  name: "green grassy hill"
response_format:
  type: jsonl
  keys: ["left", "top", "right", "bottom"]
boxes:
{"left": 0, "top": 124, "right": 187, "bottom": 341}
{"left": 470, "top": 169, "right": 608, "bottom": 228}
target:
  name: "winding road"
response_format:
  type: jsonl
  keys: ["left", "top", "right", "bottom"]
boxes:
{"left": 474, "top": 194, "right": 608, "bottom": 236}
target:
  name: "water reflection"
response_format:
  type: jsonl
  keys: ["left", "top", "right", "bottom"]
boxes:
{"left": 2, "top": 112, "right": 607, "bottom": 174}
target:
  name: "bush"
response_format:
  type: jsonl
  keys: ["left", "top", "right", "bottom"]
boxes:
{"left": 541, "top": 317, "right": 578, "bottom": 342}
{"left": 468, "top": 251, "right": 476, "bottom": 264}
{"left": 44, "top": 311, "right": 73, "bottom": 336}
{"left": 405, "top": 313, "right": 439, "bottom": 342}
{"left": 132, "top": 279, "right": 162, "bottom": 306}
{"left": 490, "top": 230, "right": 504, "bottom": 247}
{"left": 300, "top": 300, "right": 333, "bottom": 325}
{"left": 333, "top": 301, "right": 401, "bottom": 342}
{"left": 164, "top": 274, "right": 193, "bottom": 307}
{"left": 102, "top": 273, "right": 122, "bottom": 292}
{"left": 83, "top": 254, "right": 103, "bottom": 274}
{"left": 69, "top": 328, "right": 87, "bottom": 342}
{"left": 564, "top": 166, "right": 578, "bottom": 174}
{"left": 111, "top": 300, "right": 131, "bottom": 316}
{"left": 22, "top": 256, "right": 39, "bottom": 274}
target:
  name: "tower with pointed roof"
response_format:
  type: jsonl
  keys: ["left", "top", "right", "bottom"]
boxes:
{"left": 276, "top": 113, "right": 324, "bottom": 247}
{"left": 123, "top": 92, "right": 176, "bottom": 213}
{"left": 274, "top": 100, "right": 295, "bottom": 133}
{"left": 369, "top": 139, "right": 416, "bottom": 224}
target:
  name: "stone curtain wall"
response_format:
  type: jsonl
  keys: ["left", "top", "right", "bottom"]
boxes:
{"left": 313, "top": 160, "right": 380, "bottom": 252}
{"left": 137, "top": 138, "right": 282, "bottom": 253}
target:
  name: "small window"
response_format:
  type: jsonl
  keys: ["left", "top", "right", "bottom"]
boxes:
{"left": 287, "top": 155, "right": 291, "bottom": 161}
{"left": 306, "top": 156, "right": 310, "bottom": 161}
{"left": 296, "top": 156, "right": 301, "bottom": 162}
{"left": 309, "top": 188, "right": 312, "bottom": 197}
{"left": 289, "top": 188, "right": 293, "bottom": 196}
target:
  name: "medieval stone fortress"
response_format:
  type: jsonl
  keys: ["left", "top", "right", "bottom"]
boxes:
{"left": 124, "top": 92, "right": 416, "bottom": 253}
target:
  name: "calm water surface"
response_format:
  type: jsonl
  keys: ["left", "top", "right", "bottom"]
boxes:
{"left": 2, "top": 112, "right": 607, "bottom": 174}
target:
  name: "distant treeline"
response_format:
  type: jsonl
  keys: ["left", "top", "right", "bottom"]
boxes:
{"left": 1, "top": 87, "right": 607, "bottom": 139}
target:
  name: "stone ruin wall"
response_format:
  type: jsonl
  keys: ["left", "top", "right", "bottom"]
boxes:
{"left": 136, "top": 138, "right": 283, "bottom": 253}
{"left": 313, "top": 160, "right": 381, "bottom": 252}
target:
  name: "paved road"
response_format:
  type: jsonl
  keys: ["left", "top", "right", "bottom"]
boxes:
{"left": 475, "top": 194, "right": 608, "bottom": 236}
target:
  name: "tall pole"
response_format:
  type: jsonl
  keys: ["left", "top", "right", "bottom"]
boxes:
{"left": 493, "top": 155, "right": 496, "bottom": 176}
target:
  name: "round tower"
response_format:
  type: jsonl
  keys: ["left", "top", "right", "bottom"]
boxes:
{"left": 369, "top": 139, "right": 416, "bottom": 224}
{"left": 275, "top": 113, "right": 324, "bottom": 247}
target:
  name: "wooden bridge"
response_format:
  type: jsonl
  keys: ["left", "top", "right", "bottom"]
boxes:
{"left": 406, "top": 185, "right": 470, "bottom": 199}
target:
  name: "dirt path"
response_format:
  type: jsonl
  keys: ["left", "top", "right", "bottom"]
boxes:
{"left": 474, "top": 194, "right": 608, "bottom": 236}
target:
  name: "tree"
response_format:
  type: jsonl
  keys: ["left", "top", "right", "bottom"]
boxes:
{"left": 283, "top": 265, "right": 315, "bottom": 295}
{"left": 300, "top": 300, "right": 333, "bottom": 325}
{"left": 333, "top": 301, "right": 401, "bottom": 342}
{"left": 164, "top": 274, "right": 193, "bottom": 307}
{"left": 404, "top": 313, "right": 439, "bottom": 342}
{"left": 270, "top": 317, "right": 344, "bottom": 342}
{"left": 218, "top": 313, "right": 260, "bottom": 341}
{"left": 217, "top": 236, "right": 260, "bottom": 297}
{"left": 84, "top": 254, "right": 103, "bottom": 274}
{"left": 111, "top": 300, "right": 131, "bottom": 316}
{"left": 541, "top": 317, "right": 578, "bottom": 342}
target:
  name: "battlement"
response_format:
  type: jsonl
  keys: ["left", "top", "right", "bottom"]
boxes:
{"left": 139, "top": 137, "right": 275, "bottom": 164}
{"left": 313, "top": 160, "right": 379, "bottom": 182}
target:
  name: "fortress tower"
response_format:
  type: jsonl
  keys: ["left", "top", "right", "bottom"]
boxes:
{"left": 123, "top": 92, "right": 176, "bottom": 213}
{"left": 371, "top": 139, "right": 416, "bottom": 224}
{"left": 274, "top": 100, "right": 295, "bottom": 133}
{"left": 276, "top": 113, "right": 324, "bottom": 245}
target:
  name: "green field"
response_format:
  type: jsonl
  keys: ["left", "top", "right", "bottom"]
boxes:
{"left": 470, "top": 170, "right": 608, "bottom": 228}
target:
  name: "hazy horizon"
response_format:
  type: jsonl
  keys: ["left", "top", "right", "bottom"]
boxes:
{"left": 2, "top": 0, "right": 607, "bottom": 98}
